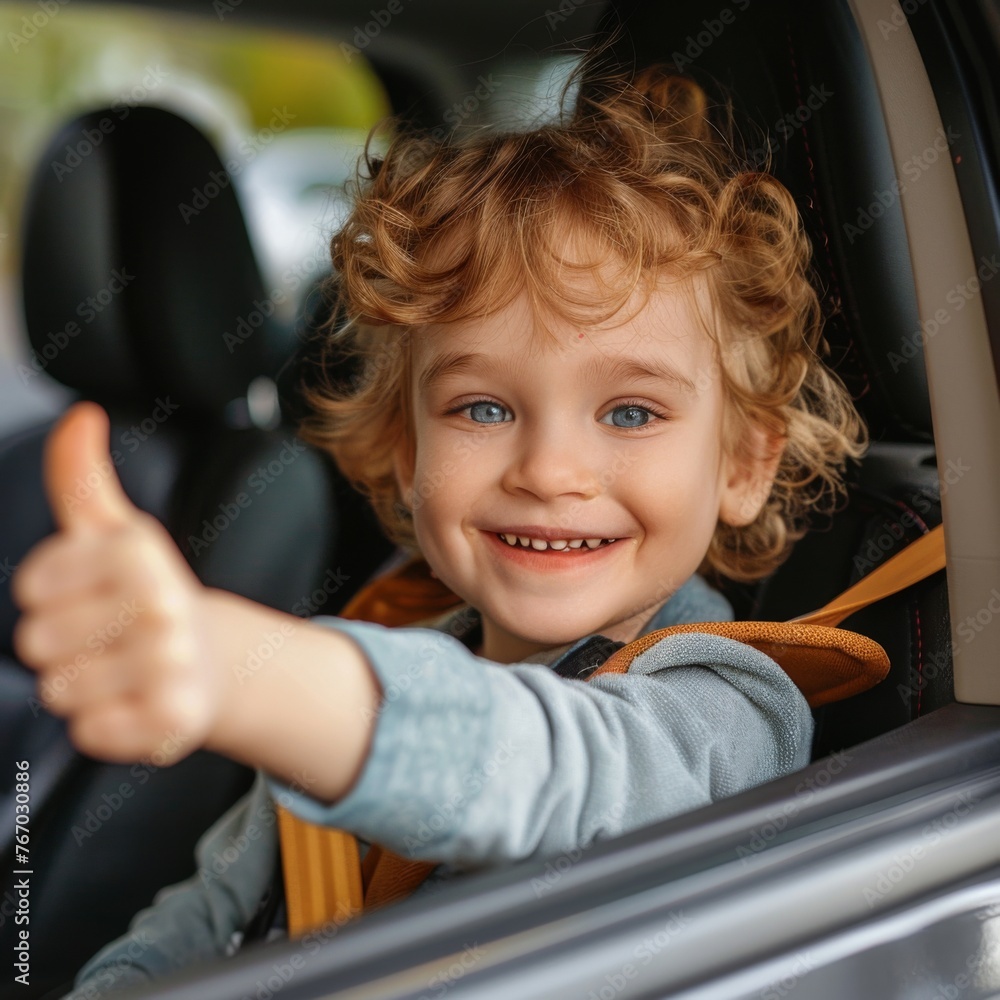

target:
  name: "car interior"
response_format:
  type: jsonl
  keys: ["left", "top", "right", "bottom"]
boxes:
{"left": 1, "top": 0, "right": 999, "bottom": 997}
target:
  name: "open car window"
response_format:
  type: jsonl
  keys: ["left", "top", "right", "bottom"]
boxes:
{"left": 3, "top": 0, "right": 1000, "bottom": 998}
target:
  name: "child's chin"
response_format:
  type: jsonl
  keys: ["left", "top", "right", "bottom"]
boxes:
{"left": 495, "top": 611, "right": 614, "bottom": 649}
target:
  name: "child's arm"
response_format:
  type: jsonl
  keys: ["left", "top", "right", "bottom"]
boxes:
{"left": 261, "top": 618, "right": 813, "bottom": 868}
{"left": 13, "top": 403, "right": 382, "bottom": 804}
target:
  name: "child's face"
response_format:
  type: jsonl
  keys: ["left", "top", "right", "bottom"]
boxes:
{"left": 393, "top": 277, "right": 778, "bottom": 664}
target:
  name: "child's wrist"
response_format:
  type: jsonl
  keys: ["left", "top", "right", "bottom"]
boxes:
{"left": 196, "top": 586, "right": 280, "bottom": 757}
{"left": 196, "top": 588, "right": 382, "bottom": 802}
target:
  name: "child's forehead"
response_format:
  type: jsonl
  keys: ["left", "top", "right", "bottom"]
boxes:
{"left": 410, "top": 275, "right": 720, "bottom": 382}
{"left": 418, "top": 269, "right": 714, "bottom": 344}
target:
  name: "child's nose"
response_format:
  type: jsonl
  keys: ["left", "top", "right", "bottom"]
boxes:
{"left": 500, "top": 421, "right": 603, "bottom": 501}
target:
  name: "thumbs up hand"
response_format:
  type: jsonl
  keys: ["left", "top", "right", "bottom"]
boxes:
{"left": 14, "top": 402, "right": 384, "bottom": 801}
{"left": 12, "top": 402, "right": 221, "bottom": 765}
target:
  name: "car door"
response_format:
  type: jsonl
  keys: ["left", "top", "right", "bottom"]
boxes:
{"left": 126, "top": 0, "right": 1000, "bottom": 995}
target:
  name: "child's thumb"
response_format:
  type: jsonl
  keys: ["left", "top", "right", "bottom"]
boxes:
{"left": 45, "top": 402, "right": 137, "bottom": 531}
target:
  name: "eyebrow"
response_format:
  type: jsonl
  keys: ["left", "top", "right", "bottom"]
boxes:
{"left": 418, "top": 350, "right": 698, "bottom": 395}
{"left": 417, "top": 351, "right": 522, "bottom": 392}
{"left": 581, "top": 353, "right": 698, "bottom": 394}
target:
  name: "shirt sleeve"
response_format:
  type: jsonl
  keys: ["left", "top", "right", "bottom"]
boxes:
{"left": 63, "top": 772, "right": 279, "bottom": 998}
{"left": 265, "top": 619, "right": 813, "bottom": 870}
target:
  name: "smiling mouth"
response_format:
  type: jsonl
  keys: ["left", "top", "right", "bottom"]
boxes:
{"left": 495, "top": 532, "right": 618, "bottom": 551}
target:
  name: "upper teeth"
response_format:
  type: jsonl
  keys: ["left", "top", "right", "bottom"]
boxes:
{"left": 499, "top": 534, "right": 616, "bottom": 550}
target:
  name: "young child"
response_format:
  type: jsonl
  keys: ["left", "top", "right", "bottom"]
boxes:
{"left": 14, "top": 63, "right": 865, "bottom": 996}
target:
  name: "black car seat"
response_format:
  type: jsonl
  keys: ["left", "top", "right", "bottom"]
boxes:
{"left": 0, "top": 106, "right": 392, "bottom": 997}
{"left": 594, "top": 0, "right": 950, "bottom": 756}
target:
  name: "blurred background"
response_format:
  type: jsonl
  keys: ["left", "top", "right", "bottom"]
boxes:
{"left": 0, "top": 3, "right": 391, "bottom": 430}
{"left": 0, "top": 2, "right": 581, "bottom": 436}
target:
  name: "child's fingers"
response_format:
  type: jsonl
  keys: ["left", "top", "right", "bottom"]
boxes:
{"left": 34, "top": 649, "right": 140, "bottom": 718}
{"left": 14, "top": 592, "right": 147, "bottom": 671}
{"left": 66, "top": 700, "right": 163, "bottom": 765}
{"left": 66, "top": 681, "right": 204, "bottom": 766}
{"left": 14, "top": 513, "right": 185, "bottom": 614}
{"left": 12, "top": 531, "right": 121, "bottom": 611}
{"left": 44, "top": 402, "right": 139, "bottom": 533}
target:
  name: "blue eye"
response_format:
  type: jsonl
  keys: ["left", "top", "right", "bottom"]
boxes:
{"left": 602, "top": 404, "right": 653, "bottom": 428}
{"left": 466, "top": 401, "right": 510, "bottom": 424}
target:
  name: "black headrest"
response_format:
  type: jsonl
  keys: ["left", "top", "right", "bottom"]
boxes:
{"left": 21, "top": 106, "right": 294, "bottom": 420}
{"left": 594, "top": 0, "right": 930, "bottom": 441}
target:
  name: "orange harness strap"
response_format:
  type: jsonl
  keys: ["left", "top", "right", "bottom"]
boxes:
{"left": 276, "top": 808, "right": 364, "bottom": 937}
{"left": 278, "top": 524, "right": 946, "bottom": 934}
{"left": 277, "top": 559, "right": 462, "bottom": 933}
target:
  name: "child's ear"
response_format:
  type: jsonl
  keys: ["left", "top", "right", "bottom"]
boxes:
{"left": 391, "top": 436, "right": 416, "bottom": 509}
{"left": 718, "top": 422, "right": 785, "bottom": 528}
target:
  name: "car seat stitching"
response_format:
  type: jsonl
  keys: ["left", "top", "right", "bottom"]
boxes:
{"left": 890, "top": 499, "right": 931, "bottom": 535}
{"left": 885, "top": 499, "right": 934, "bottom": 717}
{"left": 784, "top": 23, "right": 871, "bottom": 401}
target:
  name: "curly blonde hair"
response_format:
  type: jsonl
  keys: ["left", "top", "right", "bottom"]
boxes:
{"left": 297, "top": 61, "right": 867, "bottom": 584}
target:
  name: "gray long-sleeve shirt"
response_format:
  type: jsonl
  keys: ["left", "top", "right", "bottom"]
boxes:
{"left": 65, "top": 574, "right": 813, "bottom": 997}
